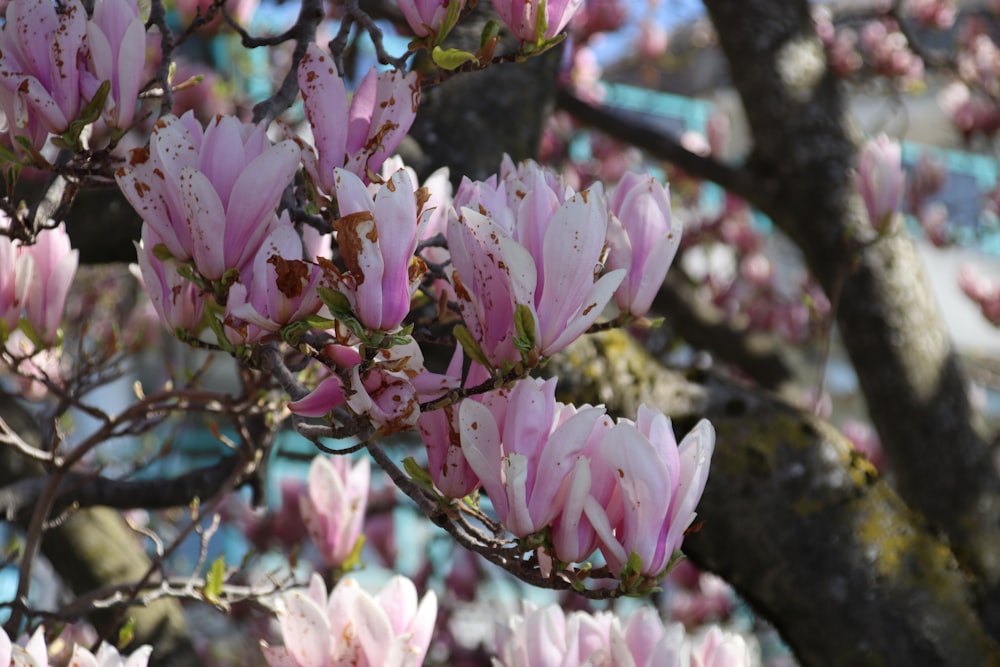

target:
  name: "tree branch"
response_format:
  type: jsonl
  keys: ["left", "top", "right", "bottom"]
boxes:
{"left": 555, "top": 88, "right": 764, "bottom": 207}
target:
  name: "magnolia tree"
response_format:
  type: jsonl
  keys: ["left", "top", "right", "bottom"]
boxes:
{"left": 0, "top": 0, "right": 997, "bottom": 665}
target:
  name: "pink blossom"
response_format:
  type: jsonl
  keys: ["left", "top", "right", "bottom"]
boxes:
{"left": 261, "top": 573, "right": 437, "bottom": 667}
{"left": 288, "top": 374, "right": 349, "bottom": 418}
{"left": 606, "top": 173, "right": 680, "bottom": 318}
{"left": 85, "top": 0, "right": 145, "bottom": 129}
{"left": 490, "top": 0, "right": 583, "bottom": 42}
{"left": 449, "top": 159, "right": 624, "bottom": 365}
{"left": 415, "top": 344, "right": 487, "bottom": 498}
{"left": 959, "top": 265, "right": 1000, "bottom": 326}
{"left": 115, "top": 112, "right": 301, "bottom": 281}
{"left": 459, "top": 377, "right": 607, "bottom": 537}
{"left": 298, "top": 43, "right": 419, "bottom": 189}
{"left": 493, "top": 602, "right": 617, "bottom": 667}
{"left": 689, "top": 627, "right": 751, "bottom": 667}
{"left": 593, "top": 409, "right": 714, "bottom": 576}
{"left": 347, "top": 340, "right": 426, "bottom": 432}
{"left": 856, "top": 134, "right": 905, "bottom": 234}
{"left": 0, "top": 234, "right": 33, "bottom": 338}
{"left": 398, "top": 0, "right": 466, "bottom": 39}
{"left": 327, "top": 168, "right": 426, "bottom": 332}
{"left": 299, "top": 455, "right": 370, "bottom": 570}
{"left": 133, "top": 227, "right": 205, "bottom": 335}
{"left": 4, "top": 626, "right": 48, "bottom": 667}
{"left": 0, "top": 0, "right": 88, "bottom": 149}
{"left": 907, "top": 0, "right": 956, "bottom": 29}
{"left": 68, "top": 641, "right": 153, "bottom": 667}
{"left": 19, "top": 223, "right": 79, "bottom": 345}
{"left": 225, "top": 220, "right": 326, "bottom": 344}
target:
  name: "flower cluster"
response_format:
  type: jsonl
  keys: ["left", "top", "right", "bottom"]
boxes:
{"left": 0, "top": 0, "right": 146, "bottom": 152}
{"left": 448, "top": 158, "right": 678, "bottom": 368}
{"left": 461, "top": 377, "right": 714, "bottom": 578}
{"left": 494, "top": 603, "right": 750, "bottom": 667}
{"left": 261, "top": 573, "right": 437, "bottom": 667}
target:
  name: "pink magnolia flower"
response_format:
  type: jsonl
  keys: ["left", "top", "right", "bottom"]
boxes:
{"left": 490, "top": 0, "right": 584, "bottom": 42}
{"left": 69, "top": 642, "right": 153, "bottom": 667}
{"left": 449, "top": 163, "right": 624, "bottom": 365}
{"left": 132, "top": 228, "right": 205, "bottom": 334}
{"left": 115, "top": 112, "right": 301, "bottom": 281}
{"left": 856, "top": 134, "right": 905, "bottom": 234}
{"left": 300, "top": 454, "right": 370, "bottom": 570}
{"left": 609, "top": 607, "right": 688, "bottom": 667}
{"left": 3, "top": 626, "right": 48, "bottom": 667}
{"left": 493, "top": 602, "right": 617, "bottom": 666}
{"left": 689, "top": 627, "right": 751, "bottom": 667}
{"left": 298, "top": 43, "right": 419, "bottom": 189}
{"left": 327, "top": 168, "right": 426, "bottom": 333}
{"left": 225, "top": 219, "right": 326, "bottom": 344}
{"left": 0, "top": 234, "right": 34, "bottom": 338}
{"left": 593, "top": 409, "right": 714, "bottom": 576}
{"left": 347, "top": 339, "right": 427, "bottom": 432}
{"left": 959, "top": 265, "right": 1000, "bottom": 326}
{"left": 19, "top": 223, "right": 79, "bottom": 345}
{"left": 85, "top": 0, "right": 146, "bottom": 129}
{"left": 288, "top": 374, "right": 349, "bottom": 418}
{"left": 0, "top": 0, "right": 87, "bottom": 149}
{"left": 398, "top": 0, "right": 466, "bottom": 39}
{"left": 261, "top": 573, "right": 437, "bottom": 667}
{"left": 606, "top": 173, "right": 681, "bottom": 318}
{"left": 415, "top": 344, "right": 487, "bottom": 498}
{"left": 459, "top": 377, "right": 608, "bottom": 537}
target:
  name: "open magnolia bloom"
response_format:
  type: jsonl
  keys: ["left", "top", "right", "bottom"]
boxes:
{"left": 261, "top": 573, "right": 437, "bottom": 667}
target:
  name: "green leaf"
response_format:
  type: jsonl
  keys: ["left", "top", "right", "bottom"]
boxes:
{"left": 435, "top": 0, "right": 464, "bottom": 46}
{"left": 17, "top": 317, "right": 44, "bottom": 349}
{"left": 117, "top": 617, "right": 136, "bottom": 650}
{"left": 340, "top": 534, "right": 367, "bottom": 572}
{"left": 480, "top": 19, "right": 502, "bottom": 50}
{"left": 318, "top": 286, "right": 353, "bottom": 317}
{"left": 513, "top": 303, "right": 536, "bottom": 353}
{"left": 63, "top": 80, "right": 111, "bottom": 147}
{"left": 452, "top": 324, "right": 492, "bottom": 370}
{"left": 533, "top": 0, "right": 549, "bottom": 44}
{"left": 203, "top": 554, "right": 225, "bottom": 604}
{"left": 403, "top": 457, "right": 436, "bottom": 492}
{"left": 151, "top": 243, "right": 174, "bottom": 262}
{"left": 304, "top": 314, "right": 340, "bottom": 329}
{"left": 431, "top": 46, "right": 479, "bottom": 71}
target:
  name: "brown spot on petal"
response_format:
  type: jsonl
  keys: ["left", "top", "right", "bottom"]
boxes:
{"left": 333, "top": 211, "right": 377, "bottom": 282}
{"left": 269, "top": 255, "right": 310, "bottom": 298}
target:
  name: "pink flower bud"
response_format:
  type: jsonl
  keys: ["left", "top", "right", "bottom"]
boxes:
{"left": 86, "top": 0, "right": 146, "bottom": 129}
{"left": 299, "top": 455, "right": 370, "bottom": 570}
{"left": 0, "top": 235, "right": 33, "bottom": 339}
{"left": 490, "top": 0, "right": 583, "bottom": 42}
{"left": 398, "top": 0, "right": 466, "bottom": 38}
{"left": 856, "top": 134, "right": 905, "bottom": 233}
{"left": 19, "top": 223, "right": 78, "bottom": 345}
{"left": 606, "top": 173, "right": 680, "bottom": 318}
